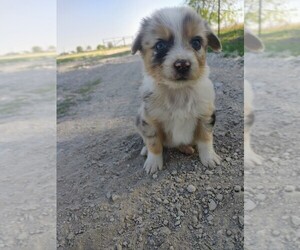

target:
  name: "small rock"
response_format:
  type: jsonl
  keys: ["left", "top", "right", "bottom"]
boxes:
{"left": 226, "top": 230, "right": 232, "bottom": 236}
{"left": 238, "top": 216, "right": 244, "bottom": 226}
{"left": 285, "top": 185, "right": 295, "bottom": 192}
{"left": 291, "top": 215, "right": 300, "bottom": 226}
{"left": 234, "top": 185, "right": 242, "bottom": 192}
{"left": 225, "top": 157, "right": 231, "bottom": 162}
{"left": 66, "top": 232, "right": 74, "bottom": 241}
{"left": 163, "top": 220, "right": 169, "bottom": 226}
{"left": 171, "top": 170, "right": 177, "bottom": 176}
{"left": 169, "top": 246, "right": 174, "bottom": 250}
{"left": 245, "top": 199, "right": 256, "bottom": 211}
{"left": 271, "top": 230, "right": 280, "bottom": 237}
{"left": 207, "top": 215, "right": 213, "bottom": 221}
{"left": 208, "top": 200, "right": 217, "bottom": 211}
{"left": 187, "top": 184, "right": 196, "bottom": 193}
{"left": 160, "top": 227, "right": 171, "bottom": 236}
{"left": 175, "top": 220, "right": 181, "bottom": 226}
{"left": 216, "top": 194, "right": 223, "bottom": 201}
{"left": 152, "top": 174, "right": 158, "bottom": 179}
{"left": 111, "top": 194, "right": 120, "bottom": 202}
{"left": 256, "top": 193, "right": 266, "bottom": 201}
{"left": 106, "top": 192, "right": 111, "bottom": 199}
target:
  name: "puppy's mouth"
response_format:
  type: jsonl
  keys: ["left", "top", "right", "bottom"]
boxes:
{"left": 174, "top": 74, "right": 190, "bottom": 81}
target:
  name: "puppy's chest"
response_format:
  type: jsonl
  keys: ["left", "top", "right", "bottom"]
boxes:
{"left": 153, "top": 97, "right": 200, "bottom": 146}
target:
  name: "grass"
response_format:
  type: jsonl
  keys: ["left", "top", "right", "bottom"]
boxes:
{"left": 57, "top": 47, "right": 131, "bottom": 64}
{"left": 0, "top": 52, "right": 55, "bottom": 63}
{"left": 217, "top": 24, "right": 244, "bottom": 57}
{"left": 259, "top": 24, "right": 300, "bottom": 56}
{"left": 57, "top": 78, "right": 101, "bottom": 117}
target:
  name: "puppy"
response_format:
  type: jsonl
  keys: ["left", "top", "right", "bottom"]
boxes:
{"left": 132, "top": 7, "right": 222, "bottom": 174}
{"left": 244, "top": 29, "right": 264, "bottom": 165}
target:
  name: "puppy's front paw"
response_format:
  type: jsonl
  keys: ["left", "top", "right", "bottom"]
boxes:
{"left": 245, "top": 148, "right": 263, "bottom": 165}
{"left": 198, "top": 142, "right": 221, "bottom": 168}
{"left": 143, "top": 152, "right": 163, "bottom": 174}
{"left": 199, "top": 150, "right": 221, "bottom": 167}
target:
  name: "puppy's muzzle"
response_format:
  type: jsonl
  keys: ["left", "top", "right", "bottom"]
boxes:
{"left": 174, "top": 59, "right": 191, "bottom": 78}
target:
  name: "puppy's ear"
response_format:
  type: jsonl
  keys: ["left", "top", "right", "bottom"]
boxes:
{"left": 204, "top": 22, "right": 222, "bottom": 52}
{"left": 132, "top": 18, "right": 149, "bottom": 55}
{"left": 244, "top": 30, "right": 264, "bottom": 52}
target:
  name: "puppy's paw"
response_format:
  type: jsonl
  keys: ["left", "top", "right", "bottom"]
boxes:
{"left": 178, "top": 145, "right": 195, "bottom": 155}
{"left": 140, "top": 146, "right": 148, "bottom": 156}
{"left": 143, "top": 152, "right": 163, "bottom": 174}
{"left": 199, "top": 150, "right": 221, "bottom": 168}
{"left": 245, "top": 148, "right": 263, "bottom": 165}
{"left": 198, "top": 142, "right": 221, "bottom": 168}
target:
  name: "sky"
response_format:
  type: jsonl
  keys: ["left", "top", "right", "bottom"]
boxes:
{"left": 0, "top": 0, "right": 56, "bottom": 55}
{"left": 57, "top": 0, "right": 185, "bottom": 53}
{"left": 0, "top": 0, "right": 299, "bottom": 55}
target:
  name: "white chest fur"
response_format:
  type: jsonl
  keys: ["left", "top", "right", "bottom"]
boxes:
{"left": 141, "top": 75, "right": 215, "bottom": 147}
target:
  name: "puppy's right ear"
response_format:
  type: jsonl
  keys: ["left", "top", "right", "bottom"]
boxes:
{"left": 132, "top": 18, "right": 149, "bottom": 55}
{"left": 244, "top": 30, "right": 264, "bottom": 52}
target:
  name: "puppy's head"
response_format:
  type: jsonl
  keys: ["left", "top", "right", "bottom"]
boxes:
{"left": 132, "top": 7, "right": 221, "bottom": 88}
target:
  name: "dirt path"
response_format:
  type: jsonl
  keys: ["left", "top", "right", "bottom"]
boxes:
{"left": 57, "top": 54, "right": 244, "bottom": 249}
{"left": 0, "top": 59, "right": 56, "bottom": 249}
{"left": 245, "top": 54, "right": 300, "bottom": 249}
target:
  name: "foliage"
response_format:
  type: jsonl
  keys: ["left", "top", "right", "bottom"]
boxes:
{"left": 76, "top": 46, "right": 83, "bottom": 53}
{"left": 245, "top": 0, "right": 293, "bottom": 28}
{"left": 185, "top": 0, "right": 241, "bottom": 26}
{"left": 32, "top": 46, "right": 43, "bottom": 53}
{"left": 97, "top": 44, "right": 106, "bottom": 50}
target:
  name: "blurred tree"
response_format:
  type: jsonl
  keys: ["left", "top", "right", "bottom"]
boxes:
{"left": 86, "top": 45, "right": 92, "bottom": 51}
{"left": 107, "top": 42, "right": 114, "bottom": 49}
{"left": 76, "top": 46, "right": 83, "bottom": 53}
{"left": 32, "top": 46, "right": 43, "bottom": 53}
{"left": 245, "top": 0, "right": 289, "bottom": 33}
{"left": 97, "top": 44, "right": 106, "bottom": 50}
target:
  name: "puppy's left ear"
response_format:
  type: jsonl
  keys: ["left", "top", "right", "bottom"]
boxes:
{"left": 132, "top": 18, "right": 149, "bottom": 55}
{"left": 205, "top": 22, "right": 222, "bottom": 52}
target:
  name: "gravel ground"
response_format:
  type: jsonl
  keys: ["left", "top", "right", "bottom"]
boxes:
{"left": 57, "top": 53, "right": 244, "bottom": 249}
{"left": 0, "top": 59, "right": 56, "bottom": 250}
{"left": 245, "top": 53, "right": 300, "bottom": 249}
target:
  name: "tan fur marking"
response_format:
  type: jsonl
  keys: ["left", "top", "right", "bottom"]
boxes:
{"left": 194, "top": 118, "right": 213, "bottom": 142}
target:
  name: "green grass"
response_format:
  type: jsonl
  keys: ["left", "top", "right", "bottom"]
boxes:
{"left": 57, "top": 48, "right": 131, "bottom": 64}
{"left": 260, "top": 25, "right": 300, "bottom": 56}
{"left": 57, "top": 78, "right": 101, "bottom": 117}
{"left": 217, "top": 25, "right": 244, "bottom": 57}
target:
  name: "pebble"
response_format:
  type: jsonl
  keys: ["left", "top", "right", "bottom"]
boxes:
{"left": 152, "top": 174, "right": 158, "bottom": 179}
{"left": 216, "top": 194, "right": 223, "bottom": 201}
{"left": 245, "top": 199, "right": 256, "bottom": 211}
{"left": 285, "top": 185, "right": 295, "bottom": 192}
{"left": 207, "top": 215, "right": 213, "bottom": 221}
{"left": 187, "top": 184, "right": 196, "bottom": 193}
{"left": 234, "top": 185, "right": 242, "bottom": 192}
{"left": 256, "top": 193, "right": 266, "bottom": 201}
{"left": 171, "top": 170, "right": 177, "bottom": 175}
{"left": 226, "top": 230, "right": 232, "bottom": 236}
{"left": 291, "top": 215, "right": 300, "bottom": 226}
{"left": 163, "top": 220, "right": 169, "bottom": 226}
{"left": 238, "top": 216, "right": 244, "bottom": 226}
{"left": 271, "top": 230, "right": 280, "bottom": 237}
{"left": 208, "top": 200, "right": 217, "bottom": 211}
{"left": 175, "top": 220, "right": 181, "bottom": 226}
{"left": 111, "top": 194, "right": 120, "bottom": 202}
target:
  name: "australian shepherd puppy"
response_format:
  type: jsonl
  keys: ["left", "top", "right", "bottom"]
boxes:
{"left": 132, "top": 7, "right": 222, "bottom": 174}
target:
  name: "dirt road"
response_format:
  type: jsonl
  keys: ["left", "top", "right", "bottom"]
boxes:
{"left": 57, "top": 54, "right": 244, "bottom": 249}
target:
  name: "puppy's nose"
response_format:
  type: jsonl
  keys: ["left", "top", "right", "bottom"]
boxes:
{"left": 173, "top": 59, "right": 191, "bottom": 74}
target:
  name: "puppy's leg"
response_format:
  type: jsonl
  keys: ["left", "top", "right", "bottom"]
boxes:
{"left": 136, "top": 114, "right": 163, "bottom": 174}
{"left": 195, "top": 112, "right": 221, "bottom": 167}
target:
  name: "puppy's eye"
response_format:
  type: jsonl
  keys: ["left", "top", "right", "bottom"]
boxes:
{"left": 155, "top": 40, "right": 168, "bottom": 51}
{"left": 191, "top": 38, "right": 202, "bottom": 51}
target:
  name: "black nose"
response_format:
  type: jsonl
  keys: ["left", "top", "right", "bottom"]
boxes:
{"left": 173, "top": 59, "right": 191, "bottom": 74}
